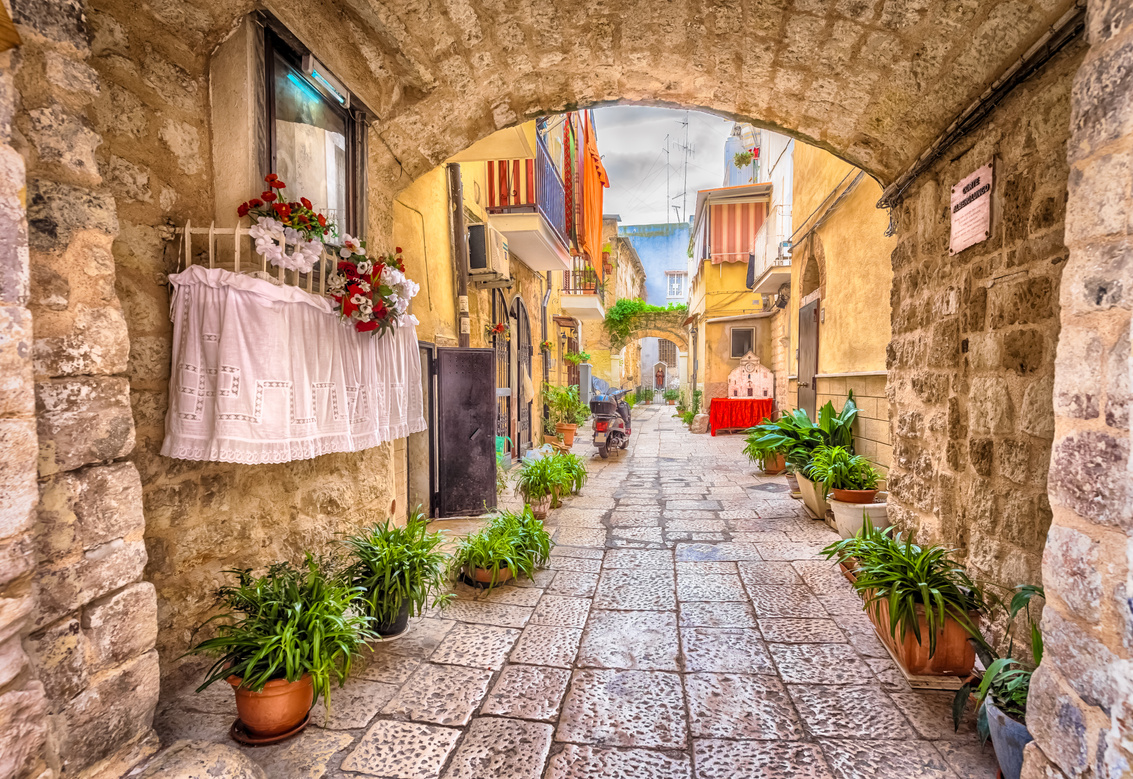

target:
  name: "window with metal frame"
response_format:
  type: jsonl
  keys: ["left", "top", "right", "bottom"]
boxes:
{"left": 265, "top": 27, "right": 367, "bottom": 239}
{"left": 666, "top": 271, "right": 686, "bottom": 299}
{"left": 730, "top": 327, "right": 754, "bottom": 358}
{"left": 658, "top": 338, "right": 678, "bottom": 368}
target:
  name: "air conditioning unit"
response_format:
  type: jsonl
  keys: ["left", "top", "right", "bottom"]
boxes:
{"left": 468, "top": 223, "right": 510, "bottom": 281}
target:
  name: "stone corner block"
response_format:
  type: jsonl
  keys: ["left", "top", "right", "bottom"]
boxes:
{"left": 690, "top": 414, "right": 709, "bottom": 434}
{"left": 134, "top": 740, "right": 267, "bottom": 779}
{"left": 36, "top": 377, "right": 135, "bottom": 475}
{"left": 82, "top": 581, "right": 157, "bottom": 671}
{"left": 0, "top": 682, "right": 48, "bottom": 779}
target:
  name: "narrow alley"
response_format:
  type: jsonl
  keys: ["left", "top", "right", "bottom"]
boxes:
{"left": 155, "top": 405, "right": 996, "bottom": 779}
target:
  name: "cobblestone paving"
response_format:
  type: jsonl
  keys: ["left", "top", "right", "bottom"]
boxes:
{"left": 157, "top": 406, "right": 998, "bottom": 778}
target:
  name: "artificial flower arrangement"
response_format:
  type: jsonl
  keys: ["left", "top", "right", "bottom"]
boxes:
{"left": 327, "top": 240, "right": 420, "bottom": 336}
{"left": 486, "top": 322, "right": 510, "bottom": 341}
{"left": 237, "top": 174, "right": 335, "bottom": 273}
{"left": 539, "top": 339, "right": 553, "bottom": 352}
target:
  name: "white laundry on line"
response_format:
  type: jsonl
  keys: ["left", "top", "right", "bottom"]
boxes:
{"left": 161, "top": 265, "right": 426, "bottom": 464}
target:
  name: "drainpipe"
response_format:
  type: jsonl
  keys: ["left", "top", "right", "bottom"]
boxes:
{"left": 541, "top": 272, "right": 551, "bottom": 384}
{"left": 447, "top": 163, "right": 470, "bottom": 347}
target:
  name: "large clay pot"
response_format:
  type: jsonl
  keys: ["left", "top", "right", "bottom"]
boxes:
{"left": 228, "top": 674, "right": 313, "bottom": 737}
{"left": 761, "top": 453, "right": 786, "bottom": 475}
{"left": 531, "top": 496, "right": 551, "bottom": 519}
{"left": 867, "top": 598, "right": 977, "bottom": 677}
{"left": 555, "top": 423, "right": 577, "bottom": 447}
{"left": 986, "top": 697, "right": 1033, "bottom": 779}
{"left": 831, "top": 488, "right": 878, "bottom": 504}
{"left": 796, "top": 474, "right": 830, "bottom": 519}
{"left": 374, "top": 599, "right": 411, "bottom": 637}
{"left": 469, "top": 566, "right": 513, "bottom": 586}
{"left": 830, "top": 495, "right": 890, "bottom": 539}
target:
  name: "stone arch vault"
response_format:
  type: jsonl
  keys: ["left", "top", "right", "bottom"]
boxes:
{"left": 1, "top": 0, "right": 1130, "bottom": 777}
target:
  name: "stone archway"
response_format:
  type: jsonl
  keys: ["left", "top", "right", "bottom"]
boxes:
{"left": 3, "top": 0, "right": 1129, "bottom": 777}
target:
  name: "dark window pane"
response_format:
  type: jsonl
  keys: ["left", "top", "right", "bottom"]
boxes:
{"left": 731, "top": 328, "right": 753, "bottom": 358}
{"left": 272, "top": 51, "right": 348, "bottom": 233}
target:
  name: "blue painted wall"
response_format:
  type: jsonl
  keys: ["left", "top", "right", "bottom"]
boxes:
{"left": 617, "top": 222, "right": 692, "bottom": 306}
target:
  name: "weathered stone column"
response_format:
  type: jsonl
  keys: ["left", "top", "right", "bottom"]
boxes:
{"left": 7, "top": 0, "right": 160, "bottom": 775}
{"left": 1022, "top": 0, "right": 1133, "bottom": 776}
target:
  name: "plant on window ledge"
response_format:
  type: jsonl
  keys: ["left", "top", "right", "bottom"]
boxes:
{"left": 564, "top": 350, "right": 590, "bottom": 365}
{"left": 328, "top": 243, "right": 420, "bottom": 337}
{"left": 237, "top": 174, "right": 337, "bottom": 273}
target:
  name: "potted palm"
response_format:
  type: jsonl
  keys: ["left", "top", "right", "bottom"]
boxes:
{"left": 823, "top": 523, "right": 987, "bottom": 677}
{"left": 184, "top": 555, "right": 374, "bottom": 742}
{"left": 343, "top": 510, "right": 454, "bottom": 638}
{"left": 809, "top": 445, "right": 888, "bottom": 537}
{"left": 452, "top": 507, "right": 552, "bottom": 589}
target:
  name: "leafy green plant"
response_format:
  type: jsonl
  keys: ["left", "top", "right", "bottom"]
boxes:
{"left": 808, "top": 445, "right": 880, "bottom": 491}
{"left": 185, "top": 555, "right": 375, "bottom": 707}
{"left": 544, "top": 384, "right": 589, "bottom": 427}
{"left": 636, "top": 388, "right": 655, "bottom": 404}
{"left": 691, "top": 389, "right": 703, "bottom": 415}
{"left": 342, "top": 510, "right": 453, "bottom": 629}
{"left": 452, "top": 506, "right": 552, "bottom": 587}
{"left": 564, "top": 351, "right": 591, "bottom": 365}
{"left": 514, "top": 450, "right": 584, "bottom": 507}
{"left": 625, "top": 393, "right": 637, "bottom": 410}
{"left": 733, "top": 150, "right": 754, "bottom": 168}
{"left": 743, "top": 394, "right": 858, "bottom": 476}
{"left": 603, "top": 299, "right": 689, "bottom": 347}
{"left": 662, "top": 389, "right": 679, "bottom": 402}
{"left": 681, "top": 410, "right": 695, "bottom": 425}
{"left": 822, "top": 520, "right": 987, "bottom": 658}
{"left": 557, "top": 452, "right": 588, "bottom": 495}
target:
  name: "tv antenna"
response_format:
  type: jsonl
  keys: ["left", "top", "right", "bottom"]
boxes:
{"left": 671, "top": 111, "right": 693, "bottom": 223}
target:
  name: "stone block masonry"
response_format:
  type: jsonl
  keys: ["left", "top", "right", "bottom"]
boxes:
{"left": 886, "top": 40, "right": 1085, "bottom": 600}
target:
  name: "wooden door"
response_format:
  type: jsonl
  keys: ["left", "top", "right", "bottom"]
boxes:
{"left": 436, "top": 348, "right": 497, "bottom": 517}
{"left": 798, "top": 299, "right": 819, "bottom": 419}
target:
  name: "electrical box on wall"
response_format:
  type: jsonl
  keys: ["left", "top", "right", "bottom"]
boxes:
{"left": 468, "top": 223, "right": 510, "bottom": 285}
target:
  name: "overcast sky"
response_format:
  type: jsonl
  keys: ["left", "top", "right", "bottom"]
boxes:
{"left": 592, "top": 106, "right": 734, "bottom": 227}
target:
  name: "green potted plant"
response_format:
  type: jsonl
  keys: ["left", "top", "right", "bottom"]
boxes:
{"left": 823, "top": 522, "right": 987, "bottom": 677}
{"left": 557, "top": 451, "right": 588, "bottom": 498}
{"left": 452, "top": 507, "right": 552, "bottom": 588}
{"left": 184, "top": 555, "right": 375, "bottom": 741}
{"left": 662, "top": 388, "right": 679, "bottom": 405}
{"left": 742, "top": 422, "right": 789, "bottom": 475}
{"left": 342, "top": 510, "right": 454, "bottom": 638}
{"left": 809, "top": 445, "right": 887, "bottom": 537}
{"left": 545, "top": 384, "right": 587, "bottom": 446}
{"left": 515, "top": 451, "right": 576, "bottom": 515}
{"left": 564, "top": 350, "right": 590, "bottom": 365}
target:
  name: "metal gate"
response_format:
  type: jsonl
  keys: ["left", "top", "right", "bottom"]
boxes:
{"left": 512, "top": 297, "right": 533, "bottom": 456}
{"left": 436, "top": 347, "right": 497, "bottom": 516}
{"left": 491, "top": 290, "right": 511, "bottom": 446}
{"left": 798, "top": 298, "right": 819, "bottom": 420}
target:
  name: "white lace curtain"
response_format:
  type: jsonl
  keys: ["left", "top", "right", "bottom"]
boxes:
{"left": 161, "top": 266, "right": 426, "bottom": 464}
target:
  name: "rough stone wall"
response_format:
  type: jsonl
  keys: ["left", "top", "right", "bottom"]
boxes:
{"left": 0, "top": 9, "right": 50, "bottom": 778}
{"left": 1021, "top": 0, "right": 1133, "bottom": 774}
{"left": 886, "top": 41, "right": 1084, "bottom": 596}
{"left": 770, "top": 309, "right": 788, "bottom": 411}
{"left": 8, "top": 0, "right": 162, "bottom": 773}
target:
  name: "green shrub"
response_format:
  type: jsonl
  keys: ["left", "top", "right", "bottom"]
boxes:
{"left": 544, "top": 384, "right": 589, "bottom": 426}
{"left": 452, "top": 506, "right": 552, "bottom": 587}
{"left": 742, "top": 393, "right": 858, "bottom": 476}
{"left": 343, "top": 510, "right": 453, "bottom": 628}
{"left": 185, "top": 555, "right": 375, "bottom": 707}
{"left": 808, "top": 445, "right": 880, "bottom": 491}
{"left": 662, "top": 389, "right": 679, "bottom": 402}
{"left": 681, "top": 410, "right": 695, "bottom": 425}
{"left": 514, "top": 450, "right": 586, "bottom": 507}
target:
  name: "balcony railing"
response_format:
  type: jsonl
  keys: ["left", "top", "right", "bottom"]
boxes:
{"left": 562, "top": 255, "right": 606, "bottom": 306}
{"left": 486, "top": 135, "right": 568, "bottom": 247}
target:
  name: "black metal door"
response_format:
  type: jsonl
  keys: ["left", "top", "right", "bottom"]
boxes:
{"left": 798, "top": 298, "right": 819, "bottom": 419}
{"left": 407, "top": 344, "right": 437, "bottom": 517}
{"left": 492, "top": 290, "right": 512, "bottom": 449}
{"left": 436, "top": 348, "right": 497, "bottom": 517}
{"left": 513, "top": 298, "right": 533, "bottom": 456}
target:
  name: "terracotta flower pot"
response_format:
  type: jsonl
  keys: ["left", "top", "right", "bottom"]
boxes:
{"left": 761, "top": 452, "right": 786, "bottom": 475}
{"left": 530, "top": 496, "right": 551, "bottom": 519}
{"left": 469, "top": 566, "right": 513, "bottom": 586}
{"left": 227, "top": 674, "right": 313, "bottom": 737}
{"left": 832, "top": 488, "right": 878, "bottom": 504}
{"left": 866, "top": 598, "right": 978, "bottom": 677}
{"left": 555, "top": 423, "right": 577, "bottom": 447}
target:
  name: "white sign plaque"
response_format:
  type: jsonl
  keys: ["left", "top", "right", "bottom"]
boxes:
{"left": 950, "top": 162, "right": 993, "bottom": 255}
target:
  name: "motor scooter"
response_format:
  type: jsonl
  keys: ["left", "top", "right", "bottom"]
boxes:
{"left": 588, "top": 380, "right": 631, "bottom": 459}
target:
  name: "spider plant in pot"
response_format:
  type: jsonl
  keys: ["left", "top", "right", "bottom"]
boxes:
{"left": 452, "top": 506, "right": 552, "bottom": 588}
{"left": 514, "top": 452, "right": 569, "bottom": 516}
{"left": 557, "top": 452, "right": 588, "bottom": 498}
{"left": 952, "top": 585, "right": 1045, "bottom": 779}
{"left": 809, "top": 445, "right": 887, "bottom": 537}
{"left": 822, "top": 522, "right": 987, "bottom": 676}
{"left": 342, "top": 509, "right": 454, "bottom": 638}
{"left": 183, "top": 555, "right": 375, "bottom": 740}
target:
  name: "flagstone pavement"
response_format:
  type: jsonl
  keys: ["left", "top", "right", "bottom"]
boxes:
{"left": 156, "top": 405, "right": 999, "bottom": 779}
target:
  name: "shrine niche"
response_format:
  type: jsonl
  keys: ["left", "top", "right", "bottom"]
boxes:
{"left": 728, "top": 352, "right": 774, "bottom": 399}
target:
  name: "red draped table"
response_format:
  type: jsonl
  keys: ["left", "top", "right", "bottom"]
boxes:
{"left": 708, "top": 397, "right": 774, "bottom": 435}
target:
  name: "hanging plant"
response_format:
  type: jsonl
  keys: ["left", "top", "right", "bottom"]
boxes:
{"left": 539, "top": 339, "right": 554, "bottom": 353}
{"left": 237, "top": 174, "right": 335, "bottom": 274}
{"left": 733, "top": 150, "right": 754, "bottom": 169}
{"left": 486, "top": 322, "right": 511, "bottom": 341}
{"left": 327, "top": 242, "right": 420, "bottom": 337}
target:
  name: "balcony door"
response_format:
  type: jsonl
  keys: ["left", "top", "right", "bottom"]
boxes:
{"left": 512, "top": 297, "right": 533, "bottom": 456}
{"left": 798, "top": 298, "right": 819, "bottom": 420}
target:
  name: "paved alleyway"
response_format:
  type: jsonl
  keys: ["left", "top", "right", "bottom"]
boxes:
{"left": 157, "top": 405, "right": 998, "bottom": 778}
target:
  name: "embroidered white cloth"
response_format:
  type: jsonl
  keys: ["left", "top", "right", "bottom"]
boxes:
{"left": 161, "top": 265, "right": 426, "bottom": 464}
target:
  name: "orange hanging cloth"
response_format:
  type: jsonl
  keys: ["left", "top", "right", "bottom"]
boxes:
{"left": 579, "top": 112, "right": 610, "bottom": 274}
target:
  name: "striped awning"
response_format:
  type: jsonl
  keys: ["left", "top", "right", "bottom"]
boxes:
{"left": 709, "top": 201, "right": 765, "bottom": 264}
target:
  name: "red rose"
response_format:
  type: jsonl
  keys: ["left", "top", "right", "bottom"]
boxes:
{"left": 337, "top": 261, "right": 358, "bottom": 277}
{"left": 249, "top": 198, "right": 263, "bottom": 208}
{"left": 237, "top": 202, "right": 250, "bottom": 217}
{"left": 265, "top": 173, "right": 278, "bottom": 183}
{"left": 395, "top": 246, "right": 403, "bottom": 253}
{"left": 317, "top": 214, "right": 327, "bottom": 227}
{"left": 270, "top": 179, "right": 286, "bottom": 189}
{"left": 301, "top": 198, "right": 313, "bottom": 210}
{"left": 262, "top": 191, "right": 277, "bottom": 202}
{"left": 356, "top": 319, "right": 379, "bottom": 332}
